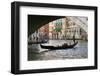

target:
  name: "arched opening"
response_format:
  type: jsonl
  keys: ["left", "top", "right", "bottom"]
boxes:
{"left": 28, "top": 15, "right": 88, "bottom": 42}
{"left": 28, "top": 15, "right": 65, "bottom": 36}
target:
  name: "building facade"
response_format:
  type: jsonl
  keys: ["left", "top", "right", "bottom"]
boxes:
{"left": 28, "top": 16, "right": 88, "bottom": 42}
{"left": 49, "top": 17, "right": 87, "bottom": 40}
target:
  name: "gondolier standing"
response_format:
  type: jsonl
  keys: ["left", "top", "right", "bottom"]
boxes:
{"left": 73, "top": 32, "right": 76, "bottom": 43}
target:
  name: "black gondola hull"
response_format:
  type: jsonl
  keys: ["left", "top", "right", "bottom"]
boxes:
{"left": 40, "top": 41, "right": 78, "bottom": 50}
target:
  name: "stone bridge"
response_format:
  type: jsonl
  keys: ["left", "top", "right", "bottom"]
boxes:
{"left": 67, "top": 16, "right": 88, "bottom": 33}
{"left": 28, "top": 15, "right": 65, "bottom": 36}
{"left": 28, "top": 15, "right": 88, "bottom": 36}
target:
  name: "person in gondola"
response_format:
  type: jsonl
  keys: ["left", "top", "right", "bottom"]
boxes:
{"left": 62, "top": 43, "right": 68, "bottom": 47}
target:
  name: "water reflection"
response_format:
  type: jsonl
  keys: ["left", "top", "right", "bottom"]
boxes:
{"left": 28, "top": 40, "right": 88, "bottom": 61}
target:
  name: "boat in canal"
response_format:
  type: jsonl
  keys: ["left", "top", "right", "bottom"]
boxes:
{"left": 40, "top": 41, "right": 78, "bottom": 50}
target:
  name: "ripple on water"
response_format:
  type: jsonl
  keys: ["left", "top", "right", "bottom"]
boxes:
{"left": 28, "top": 40, "right": 88, "bottom": 61}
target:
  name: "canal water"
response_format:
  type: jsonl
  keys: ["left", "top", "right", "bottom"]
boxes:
{"left": 28, "top": 40, "right": 88, "bottom": 61}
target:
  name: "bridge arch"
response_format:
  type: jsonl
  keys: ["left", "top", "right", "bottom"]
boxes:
{"left": 28, "top": 15, "right": 65, "bottom": 36}
{"left": 28, "top": 15, "right": 87, "bottom": 37}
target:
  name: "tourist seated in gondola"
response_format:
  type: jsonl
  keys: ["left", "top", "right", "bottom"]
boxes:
{"left": 62, "top": 43, "right": 68, "bottom": 47}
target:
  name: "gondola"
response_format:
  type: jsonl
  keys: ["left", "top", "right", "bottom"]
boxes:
{"left": 40, "top": 41, "right": 78, "bottom": 50}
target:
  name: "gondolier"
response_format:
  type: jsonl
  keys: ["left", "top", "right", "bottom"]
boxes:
{"left": 73, "top": 32, "right": 76, "bottom": 43}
